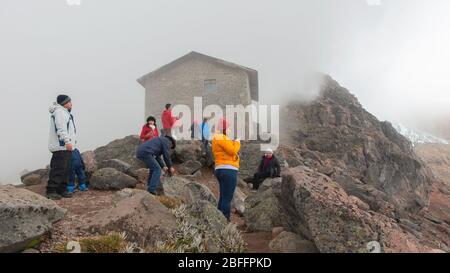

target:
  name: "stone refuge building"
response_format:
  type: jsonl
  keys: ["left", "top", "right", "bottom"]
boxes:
{"left": 137, "top": 51, "right": 259, "bottom": 125}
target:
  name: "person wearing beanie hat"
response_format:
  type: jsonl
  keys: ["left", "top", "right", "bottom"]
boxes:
{"left": 244, "top": 148, "right": 281, "bottom": 190}
{"left": 211, "top": 117, "right": 241, "bottom": 222}
{"left": 57, "top": 95, "right": 71, "bottom": 106}
{"left": 46, "top": 95, "right": 78, "bottom": 200}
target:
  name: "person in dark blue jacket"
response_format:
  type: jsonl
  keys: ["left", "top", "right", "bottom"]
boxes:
{"left": 136, "top": 136, "right": 177, "bottom": 195}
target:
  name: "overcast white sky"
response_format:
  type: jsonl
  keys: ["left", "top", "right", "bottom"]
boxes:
{"left": 1, "top": 0, "right": 450, "bottom": 184}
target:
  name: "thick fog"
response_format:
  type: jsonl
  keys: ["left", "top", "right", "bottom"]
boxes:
{"left": 1, "top": 0, "right": 450, "bottom": 184}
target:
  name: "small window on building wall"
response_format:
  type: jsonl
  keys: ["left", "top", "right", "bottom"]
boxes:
{"left": 204, "top": 79, "right": 217, "bottom": 94}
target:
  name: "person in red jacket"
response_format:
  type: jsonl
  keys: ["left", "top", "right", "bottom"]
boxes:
{"left": 140, "top": 116, "right": 159, "bottom": 142}
{"left": 161, "top": 103, "right": 181, "bottom": 137}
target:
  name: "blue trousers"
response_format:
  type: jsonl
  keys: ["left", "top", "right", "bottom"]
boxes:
{"left": 68, "top": 149, "right": 87, "bottom": 188}
{"left": 214, "top": 169, "right": 238, "bottom": 221}
{"left": 139, "top": 155, "right": 162, "bottom": 194}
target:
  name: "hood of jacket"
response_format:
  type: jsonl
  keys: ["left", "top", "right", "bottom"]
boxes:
{"left": 49, "top": 102, "right": 68, "bottom": 115}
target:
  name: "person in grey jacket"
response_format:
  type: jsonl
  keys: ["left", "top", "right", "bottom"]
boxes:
{"left": 46, "top": 95, "right": 77, "bottom": 200}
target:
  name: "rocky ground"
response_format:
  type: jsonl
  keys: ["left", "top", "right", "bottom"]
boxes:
{"left": 2, "top": 75, "right": 449, "bottom": 253}
{"left": 414, "top": 143, "right": 450, "bottom": 248}
{"left": 20, "top": 166, "right": 273, "bottom": 253}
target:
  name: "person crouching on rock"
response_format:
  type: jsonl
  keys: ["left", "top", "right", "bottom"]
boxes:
{"left": 245, "top": 148, "right": 281, "bottom": 190}
{"left": 46, "top": 95, "right": 76, "bottom": 200}
{"left": 136, "top": 136, "right": 176, "bottom": 195}
{"left": 212, "top": 118, "right": 241, "bottom": 222}
{"left": 140, "top": 116, "right": 159, "bottom": 142}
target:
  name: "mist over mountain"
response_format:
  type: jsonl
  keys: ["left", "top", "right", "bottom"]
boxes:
{"left": 1, "top": 0, "right": 450, "bottom": 184}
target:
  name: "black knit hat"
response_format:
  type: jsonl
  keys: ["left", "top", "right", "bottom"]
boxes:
{"left": 57, "top": 95, "right": 71, "bottom": 106}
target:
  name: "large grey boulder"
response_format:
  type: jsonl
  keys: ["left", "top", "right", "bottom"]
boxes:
{"left": 238, "top": 143, "right": 264, "bottom": 179}
{"left": 84, "top": 189, "right": 177, "bottom": 247}
{"left": 182, "top": 182, "right": 217, "bottom": 206}
{"left": 231, "top": 188, "right": 247, "bottom": 216}
{"left": 177, "top": 160, "right": 203, "bottom": 175}
{"left": 174, "top": 140, "right": 203, "bottom": 163}
{"left": 258, "top": 177, "right": 282, "bottom": 193}
{"left": 94, "top": 135, "right": 146, "bottom": 171}
{"left": 20, "top": 168, "right": 49, "bottom": 186}
{"left": 276, "top": 166, "right": 436, "bottom": 253}
{"left": 159, "top": 176, "right": 190, "bottom": 197}
{"left": 81, "top": 150, "right": 97, "bottom": 175}
{"left": 90, "top": 168, "right": 138, "bottom": 191}
{"left": 0, "top": 186, "right": 66, "bottom": 253}
{"left": 161, "top": 176, "right": 216, "bottom": 206}
{"left": 185, "top": 200, "right": 228, "bottom": 235}
{"left": 97, "top": 159, "right": 137, "bottom": 178}
{"left": 22, "top": 174, "right": 45, "bottom": 186}
{"left": 244, "top": 186, "right": 287, "bottom": 232}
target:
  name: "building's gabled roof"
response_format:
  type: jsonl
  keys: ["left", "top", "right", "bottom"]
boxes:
{"left": 137, "top": 51, "right": 259, "bottom": 101}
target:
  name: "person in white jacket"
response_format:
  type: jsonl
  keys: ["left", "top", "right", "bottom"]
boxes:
{"left": 46, "top": 95, "right": 76, "bottom": 200}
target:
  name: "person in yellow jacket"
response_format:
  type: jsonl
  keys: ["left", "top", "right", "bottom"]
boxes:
{"left": 212, "top": 118, "right": 241, "bottom": 221}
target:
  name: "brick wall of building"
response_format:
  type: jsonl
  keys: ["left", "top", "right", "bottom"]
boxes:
{"left": 143, "top": 57, "right": 252, "bottom": 127}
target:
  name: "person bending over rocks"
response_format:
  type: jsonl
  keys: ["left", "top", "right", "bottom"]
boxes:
{"left": 136, "top": 136, "right": 176, "bottom": 195}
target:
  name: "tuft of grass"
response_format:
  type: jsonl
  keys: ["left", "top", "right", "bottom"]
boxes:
{"left": 78, "top": 233, "right": 127, "bottom": 253}
{"left": 152, "top": 205, "right": 246, "bottom": 253}
{"left": 157, "top": 195, "right": 182, "bottom": 209}
{"left": 53, "top": 232, "right": 143, "bottom": 253}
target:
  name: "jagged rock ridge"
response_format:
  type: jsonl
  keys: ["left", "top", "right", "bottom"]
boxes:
{"left": 280, "top": 75, "right": 432, "bottom": 214}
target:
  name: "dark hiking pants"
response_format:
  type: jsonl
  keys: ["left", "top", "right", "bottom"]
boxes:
{"left": 46, "top": 150, "right": 72, "bottom": 195}
{"left": 252, "top": 171, "right": 270, "bottom": 190}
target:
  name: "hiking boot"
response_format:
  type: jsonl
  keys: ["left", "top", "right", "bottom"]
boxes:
{"left": 59, "top": 192, "right": 73, "bottom": 198}
{"left": 67, "top": 185, "right": 76, "bottom": 194}
{"left": 79, "top": 184, "right": 88, "bottom": 192}
{"left": 46, "top": 193, "right": 62, "bottom": 200}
